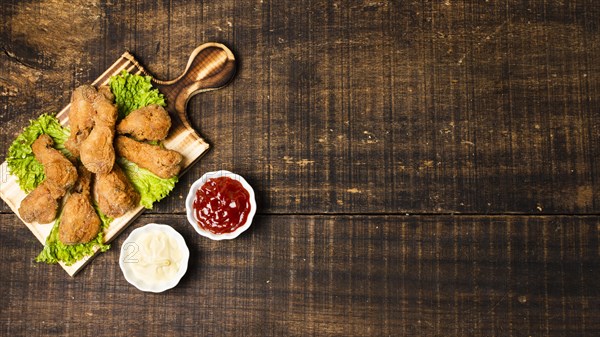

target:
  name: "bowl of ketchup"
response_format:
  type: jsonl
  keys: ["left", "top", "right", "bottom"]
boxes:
{"left": 185, "top": 170, "right": 256, "bottom": 240}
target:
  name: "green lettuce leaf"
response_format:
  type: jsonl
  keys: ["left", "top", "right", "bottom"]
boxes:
{"left": 109, "top": 70, "right": 166, "bottom": 118}
{"left": 35, "top": 207, "right": 112, "bottom": 266}
{"left": 6, "top": 113, "right": 70, "bottom": 193}
{"left": 118, "top": 157, "right": 178, "bottom": 209}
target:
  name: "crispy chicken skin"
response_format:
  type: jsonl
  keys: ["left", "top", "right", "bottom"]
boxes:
{"left": 18, "top": 135, "right": 78, "bottom": 223}
{"left": 116, "top": 104, "right": 172, "bottom": 141}
{"left": 115, "top": 136, "right": 183, "bottom": 179}
{"left": 31, "top": 134, "right": 78, "bottom": 190}
{"left": 94, "top": 164, "right": 140, "bottom": 218}
{"left": 80, "top": 126, "right": 115, "bottom": 173}
{"left": 80, "top": 85, "right": 118, "bottom": 174}
{"left": 59, "top": 166, "right": 101, "bottom": 245}
{"left": 18, "top": 181, "right": 64, "bottom": 224}
{"left": 64, "top": 85, "right": 97, "bottom": 158}
{"left": 97, "top": 85, "right": 115, "bottom": 102}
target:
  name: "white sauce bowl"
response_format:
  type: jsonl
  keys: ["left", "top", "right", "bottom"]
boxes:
{"left": 119, "top": 223, "right": 190, "bottom": 292}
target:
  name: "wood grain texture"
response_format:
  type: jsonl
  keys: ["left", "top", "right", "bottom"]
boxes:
{"left": 0, "top": 214, "right": 598, "bottom": 336}
{"left": 0, "top": 1, "right": 599, "bottom": 214}
{"left": 1, "top": 1, "right": 600, "bottom": 336}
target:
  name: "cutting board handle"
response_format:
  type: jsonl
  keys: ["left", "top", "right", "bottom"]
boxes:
{"left": 144, "top": 43, "right": 236, "bottom": 130}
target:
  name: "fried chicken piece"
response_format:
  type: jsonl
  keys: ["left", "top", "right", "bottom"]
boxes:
{"left": 59, "top": 165, "right": 101, "bottom": 245}
{"left": 80, "top": 85, "right": 118, "bottom": 174}
{"left": 18, "top": 180, "right": 64, "bottom": 224}
{"left": 115, "top": 136, "right": 183, "bottom": 179}
{"left": 116, "top": 104, "right": 172, "bottom": 141}
{"left": 94, "top": 164, "right": 140, "bottom": 218}
{"left": 31, "top": 134, "right": 78, "bottom": 190}
{"left": 65, "top": 85, "right": 97, "bottom": 158}
{"left": 97, "top": 85, "right": 115, "bottom": 102}
{"left": 80, "top": 127, "right": 115, "bottom": 174}
{"left": 18, "top": 135, "right": 78, "bottom": 223}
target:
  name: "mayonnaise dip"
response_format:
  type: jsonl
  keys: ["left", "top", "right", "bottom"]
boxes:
{"left": 129, "top": 230, "right": 183, "bottom": 282}
{"left": 120, "top": 224, "right": 189, "bottom": 292}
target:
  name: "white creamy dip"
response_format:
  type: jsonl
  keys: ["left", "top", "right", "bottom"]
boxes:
{"left": 128, "top": 230, "right": 183, "bottom": 283}
{"left": 120, "top": 224, "right": 189, "bottom": 292}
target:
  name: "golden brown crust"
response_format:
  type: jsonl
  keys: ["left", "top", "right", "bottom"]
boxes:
{"left": 115, "top": 136, "right": 182, "bottom": 179}
{"left": 59, "top": 166, "right": 100, "bottom": 245}
{"left": 80, "top": 85, "right": 118, "bottom": 174}
{"left": 18, "top": 181, "right": 62, "bottom": 224}
{"left": 64, "top": 85, "right": 97, "bottom": 158}
{"left": 94, "top": 164, "right": 140, "bottom": 218}
{"left": 117, "top": 104, "right": 171, "bottom": 141}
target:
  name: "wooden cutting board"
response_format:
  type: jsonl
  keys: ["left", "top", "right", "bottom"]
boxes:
{"left": 0, "top": 42, "right": 236, "bottom": 276}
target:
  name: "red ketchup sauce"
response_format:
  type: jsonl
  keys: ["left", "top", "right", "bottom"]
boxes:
{"left": 192, "top": 176, "right": 251, "bottom": 234}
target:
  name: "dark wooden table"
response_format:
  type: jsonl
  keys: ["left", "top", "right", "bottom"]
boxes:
{"left": 1, "top": 1, "right": 599, "bottom": 336}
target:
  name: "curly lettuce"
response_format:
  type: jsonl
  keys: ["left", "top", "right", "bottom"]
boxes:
{"left": 109, "top": 70, "right": 166, "bottom": 118}
{"left": 6, "top": 113, "right": 70, "bottom": 193}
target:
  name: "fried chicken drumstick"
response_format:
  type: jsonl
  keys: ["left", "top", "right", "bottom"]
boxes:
{"left": 64, "top": 85, "right": 96, "bottom": 158}
{"left": 94, "top": 164, "right": 140, "bottom": 218}
{"left": 80, "top": 86, "right": 118, "bottom": 174}
{"left": 59, "top": 165, "right": 101, "bottom": 245}
{"left": 18, "top": 134, "right": 78, "bottom": 223}
{"left": 115, "top": 136, "right": 182, "bottom": 179}
{"left": 116, "top": 104, "right": 171, "bottom": 141}
{"left": 18, "top": 181, "right": 64, "bottom": 224}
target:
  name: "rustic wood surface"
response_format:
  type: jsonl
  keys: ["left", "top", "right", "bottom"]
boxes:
{"left": 1, "top": 1, "right": 599, "bottom": 336}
